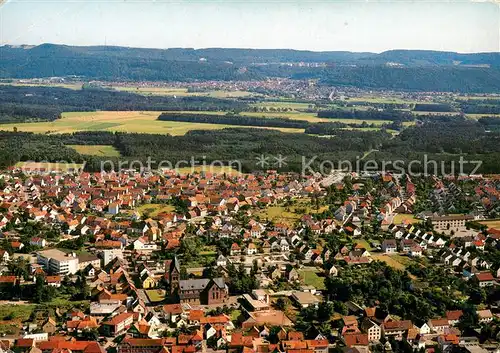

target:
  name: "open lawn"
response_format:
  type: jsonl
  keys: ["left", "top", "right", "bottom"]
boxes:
{"left": 136, "top": 203, "right": 176, "bottom": 217}
{"left": 0, "top": 111, "right": 304, "bottom": 135}
{"left": 67, "top": 145, "right": 121, "bottom": 157}
{"left": 371, "top": 254, "right": 406, "bottom": 270}
{"left": 298, "top": 268, "right": 326, "bottom": 290}
{"left": 254, "top": 198, "right": 328, "bottom": 226}
{"left": 145, "top": 289, "right": 166, "bottom": 303}
{"left": 372, "top": 254, "right": 421, "bottom": 279}
{"left": 0, "top": 304, "right": 35, "bottom": 321}
{"left": 393, "top": 214, "right": 419, "bottom": 225}
{"left": 0, "top": 304, "right": 36, "bottom": 335}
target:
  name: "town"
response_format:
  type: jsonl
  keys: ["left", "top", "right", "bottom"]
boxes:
{"left": 0, "top": 167, "right": 499, "bottom": 353}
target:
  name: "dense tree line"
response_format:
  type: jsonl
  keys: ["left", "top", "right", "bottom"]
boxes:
{"left": 383, "top": 120, "right": 500, "bottom": 154}
{"left": 413, "top": 103, "right": 455, "bottom": 112}
{"left": 317, "top": 108, "right": 414, "bottom": 122}
{"left": 317, "top": 65, "right": 500, "bottom": 93}
{"left": 0, "top": 85, "right": 248, "bottom": 116}
{"left": 459, "top": 99, "right": 500, "bottom": 114}
{"left": 157, "top": 112, "right": 380, "bottom": 132}
{"left": 157, "top": 113, "right": 310, "bottom": 129}
{"left": 0, "top": 103, "right": 62, "bottom": 123}
{"left": 4, "top": 123, "right": 500, "bottom": 174}
{"left": 304, "top": 121, "right": 381, "bottom": 134}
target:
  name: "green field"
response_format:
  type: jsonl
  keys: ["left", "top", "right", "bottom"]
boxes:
{"left": 136, "top": 203, "right": 176, "bottom": 217}
{"left": 479, "top": 220, "right": 500, "bottom": 229}
{"left": 0, "top": 82, "right": 84, "bottom": 90}
{"left": 145, "top": 289, "right": 166, "bottom": 303}
{"left": 111, "top": 86, "right": 260, "bottom": 98}
{"left": 15, "top": 161, "right": 84, "bottom": 172}
{"left": 393, "top": 214, "right": 419, "bottom": 224}
{"left": 67, "top": 145, "right": 121, "bottom": 157}
{"left": 0, "top": 111, "right": 304, "bottom": 135}
{"left": 298, "top": 268, "right": 326, "bottom": 290}
{"left": 255, "top": 198, "right": 329, "bottom": 226}
{"left": 0, "top": 304, "right": 36, "bottom": 335}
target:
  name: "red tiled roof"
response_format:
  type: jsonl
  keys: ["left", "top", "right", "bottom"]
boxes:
{"left": 343, "top": 333, "right": 369, "bottom": 347}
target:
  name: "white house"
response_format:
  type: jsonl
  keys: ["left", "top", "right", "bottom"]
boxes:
{"left": 30, "top": 237, "right": 47, "bottom": 248}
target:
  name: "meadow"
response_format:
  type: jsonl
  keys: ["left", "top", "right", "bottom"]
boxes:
{"left": 0, "top": 111, "right": 305, "bottom": 135}
{"left": 111, "top": 85, "right": 258, "bottom": 98}
{"left": 67, "top": 145, "right": 121, "bottom": 157}
{"left": 479, "top": 220, "right": 500, "bottom": 229}
{"left": 254, "top": 198, "right": 329, "bottom": 226}
{"left": 15, "top": 161, "right": 84, "bottom": 172}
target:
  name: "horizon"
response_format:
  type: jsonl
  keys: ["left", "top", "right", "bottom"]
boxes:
{"left": 3, "top": 42, "right": 500, "bottom": 55}
{"left": 1, "top": 0, "right": 498, "bottom": 53}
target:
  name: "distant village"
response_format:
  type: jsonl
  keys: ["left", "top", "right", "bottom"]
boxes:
{"left": 0, "top": 167, "right": 500, "bottom": 353}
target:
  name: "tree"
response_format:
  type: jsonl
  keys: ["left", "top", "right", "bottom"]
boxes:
{"left": 458, "top": 307, "right": 479, "bottom": 333}
{"left": 33, "top": 275, "right": 56, "bottom": 303}
{"left": 275, "top": 297, "right": 289, "bottom": 311}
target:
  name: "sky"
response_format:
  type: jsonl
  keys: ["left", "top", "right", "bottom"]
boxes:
{"left": 0, "top": 0, "right": 499, "bottom": 53}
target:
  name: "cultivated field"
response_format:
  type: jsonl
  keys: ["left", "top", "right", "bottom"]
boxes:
{"left": 111, "top": 86, "right": 259, "bottom": 98}
{"left": 135, "top": 203, "right": 176, "bottom": 217}
{"left": 15, "top": 161, "right": 84, "bottom": 172}
{"left": 254, "top": 198, "right": 329, "bottom": 226}
{"left": 479, "top": 220, "right": 500, "bottom": 229}
{"left": 0, "top": 111, "right": 305, "bottom": 135}
{"left": 393, "top": 214, "right": 419, "bottom": 224}
{"left": 67, "top": 145, "right": 121, "bottom": 157}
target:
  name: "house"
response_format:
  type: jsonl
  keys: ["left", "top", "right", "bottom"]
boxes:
{"left": 108, "top": 203, "right": 120, "bottom": 215}
{"left": 446, "top": 310, "right": 463, "bottom": 326}
{"left": 141, "top": 272, "right": 159, "bottom": 289}
{"left": 230, "top": 243, "right": 241, "bottom": 256}
{"left": 477, "top": 309, "right": 493, "bottom": 324}
{"left": 41, "top": 317, "right": 57, "bottom": 334}
{"left": 0, "top": 250, "right": 9, "bottom": 263}
{"left": 361, "top": 318, "right": 381, "bottom": 342}
{"left": 292, "top": 291, "right": 320, "bottom": 308}
{"left": 178, "top": 278, "right": 228, "bottom": 305}
{"left": 216, "top": 254, "right": 227, "bottom": 267}
{"left": 134, "top": 237, "right": 157, "bottom": 251}
{"left": 45, "top": 275, "right": 62, "bottom": 287}
{"left": 163, "top": 304, "right": 184, "bottom": 323}
{"left": 101, "top": 312, "right": 134, "bottom": 336}
{"left": 428, "top": 318, "right": 449, "bottom": 333}
{"left": 474, "top": 272, "right": 495, "bottom": 287}
{"left": 30, "top": 237, "right": 46, "bottom": 248}
{"left": 382, "top": 321, "right": 412, "bottom": 339}
{"left": 419, "top": 323, "right": 431, "bottom": 335}
{"left": 246, "top": 243, "right": 257, "bottom": 255}
{"left": 327, "top": 265, "right": 338, "bottom": 277}
{"left": 382, "top": 239, "right": 397, "bottom": 254}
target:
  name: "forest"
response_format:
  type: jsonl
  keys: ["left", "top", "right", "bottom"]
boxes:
{"left": 317, "top": 108, "right": 414, "bottom": 122}
{"left": 156, "top": 112, "right": 380, "bottom": 131}
{"left": 157, "top": 112, "right": 311, "bottom": 129}
{"left": 2, "top": 44, "right": 500, "bottom": 92}
{"left": 4, "top": 121, "right": 500, "bottom": 174}
{"left": 0, "top": 85, "right": 248, "bottom": 120}
{"left": 0, "top": 103, "right": 62, "bottom": 123}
